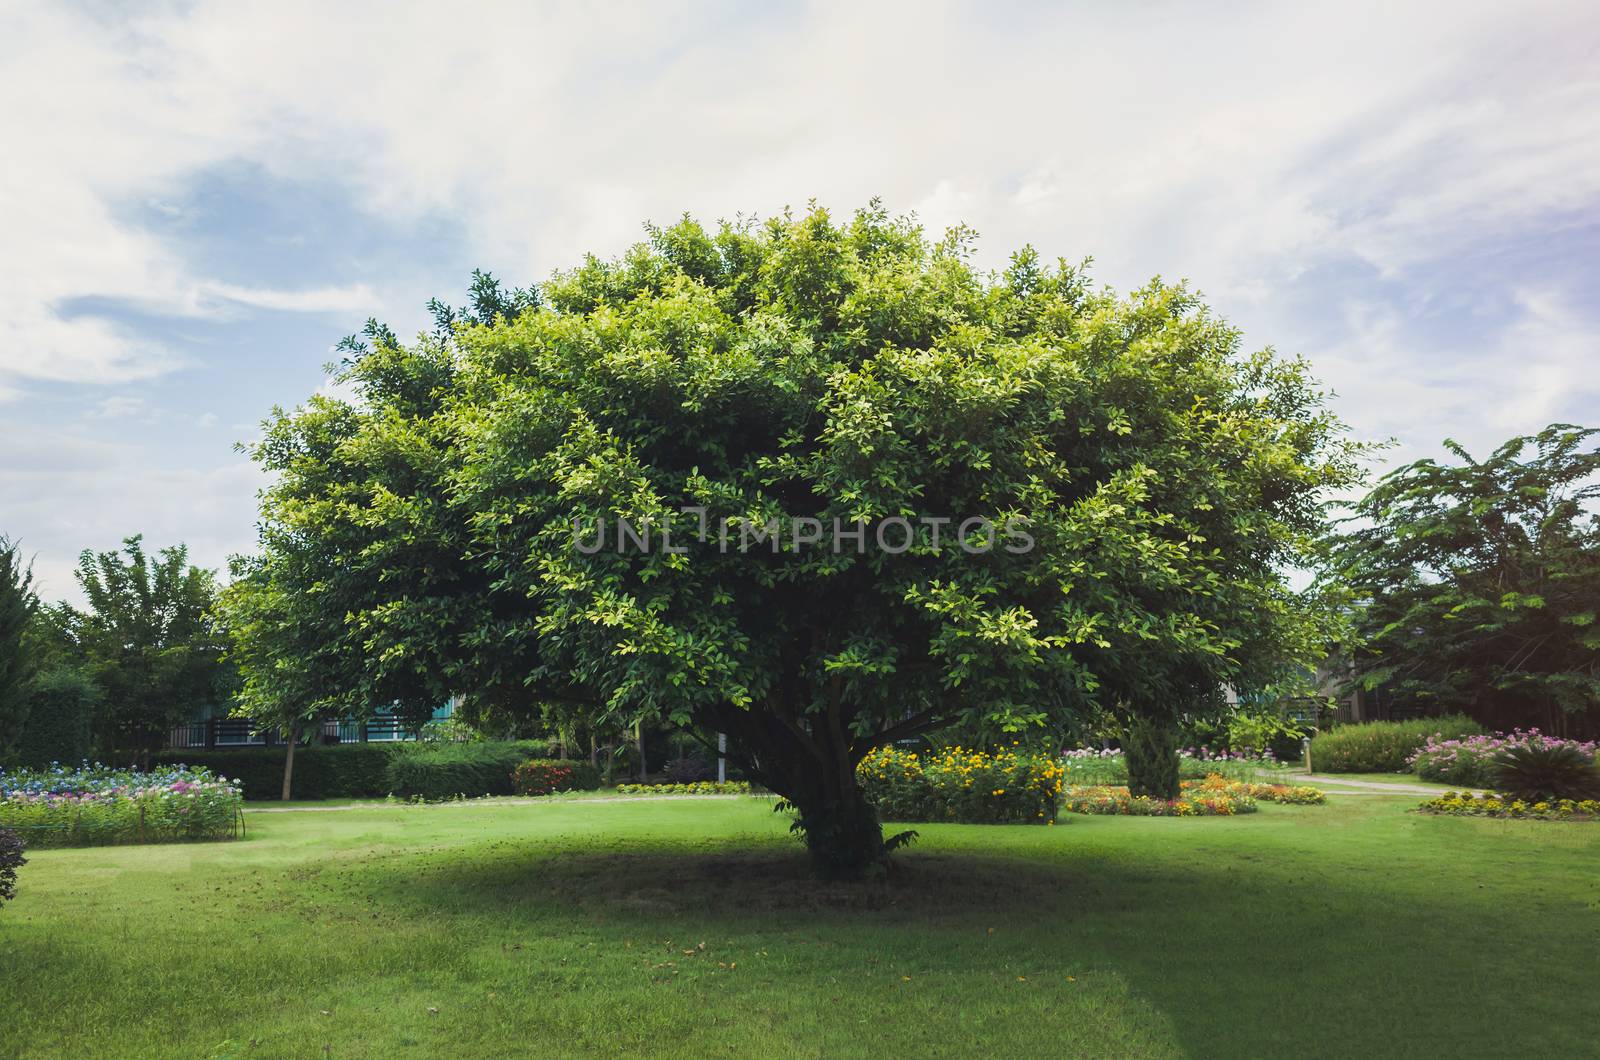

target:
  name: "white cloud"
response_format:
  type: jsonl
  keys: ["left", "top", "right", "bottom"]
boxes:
{"left": 85, "top": 395, "right": 149, "bottom": 420}
{"left": 2, "top": 0, "right": 1599, "bottom": 595}
{"left": 0, "top": 419, "right": 264, "bottom": 605}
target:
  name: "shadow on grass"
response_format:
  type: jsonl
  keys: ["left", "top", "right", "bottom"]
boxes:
{"left": 324, "top": 828, "right": 1595, "bottom": 1058}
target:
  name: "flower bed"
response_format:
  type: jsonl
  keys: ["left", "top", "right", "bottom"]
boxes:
{"left": 1185, "top": 775, "right": 1326, "bottom": 804}
{"left": 1409, "top": 730, "right": 1598, "bottom": 788}
{"left": 0, "top": 764, "right": 244, "bottom": 848}
{"left": 1059, "top": 775, "right": 1325, "bottom": 817}
{"left": 858, "top": 746, "right": 1063, "bottom": 823}
{"left": 1059, "top": 747, "right": 1285, "bottom": 787}
{"left": 1417, "top": 791, "right": 1600, "bottom": 820}
{"left": 1061, "top": 785, "right": 1256, "bottom": 817}
{"left": 614, "top": 781, "right": 751, "bottom": 795}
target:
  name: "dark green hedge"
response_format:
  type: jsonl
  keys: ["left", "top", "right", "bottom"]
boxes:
{"left": 384, "top": 742, "right": 548, "bottom": 800}
{"left": 15, "top": 669, "right": 98, "bottom": 769}
{"left": 1308, "top": 715, "right": 1486, "bottom": 773}
{"left": 152, "top": 744, "right": 396, "bottom": 800}
{"left": 154, "top": 740, "right": 563, "bottom": 801}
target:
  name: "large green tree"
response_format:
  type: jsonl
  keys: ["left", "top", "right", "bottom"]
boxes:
{"left": 1325, "top": 424, "right": 1600, "bottom": 735}
{"left": 61, "top": 536, "right": 233, "bottom": 756}
{"left": 241, "top": 204, "right": 1356, "bottom": 876}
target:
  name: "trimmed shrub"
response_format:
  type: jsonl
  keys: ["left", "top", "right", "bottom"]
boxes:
{"left": 0, "top": 827, "right": 22, "bottom": 908}
{"left": 1308, "top": 716, "right": 1485, "bottom": 773}
{"left": 1122, "top": 715, "right": 1180, "bottom": 799}
{"left": 510, "top": 759, "right": 602, "bottom": 796}
{"left": 152, "top": 743, "right": 398, "bottom": 801}
{"left": 1492, "top": 743, "right": 1600, "bottom": 803}
{"left": 16, "top": 668, "right": 98, "bottom": 769}
{"left": 858, "top": 746, "right": 1063, "bottom": 824}
{"left": 385, "top": 742, "right": 552, "bottom": 801}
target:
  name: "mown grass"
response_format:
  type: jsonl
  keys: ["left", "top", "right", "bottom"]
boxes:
{"left": 2, "top": 795, "right": 1596, "bottom": 1059}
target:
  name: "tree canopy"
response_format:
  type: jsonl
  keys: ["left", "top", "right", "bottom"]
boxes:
{"left": 59, "top": 536, "right": 233, "bottom": 754}
{"left": 239, "top": 203, "right": 1358, "bottom": 875}
{"left": 1325, "top": 424, "right": 1600, "bottom": 735}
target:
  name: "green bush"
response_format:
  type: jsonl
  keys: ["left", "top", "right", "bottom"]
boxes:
{"left": 0, "top": 827, "right": 23, "bottom": 908}
{"left": 385, "top": 741, "right": 553, "bottom": 801}
{"left": 1308, "top": 716, "right": 1486, "bottom": 773}
{"left": 510, "top": 759, "right": 602, "bottom": 796}
{"left": 154, "top": 740, "right": 578, "bottom": 801}
{"left": 152, "top": 743, "right": 398, "bottom": 800}
{"left": 16, "top": 669, "right": 99, "bottom": 769}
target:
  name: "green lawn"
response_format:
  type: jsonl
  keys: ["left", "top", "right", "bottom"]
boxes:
{"left": 3, "top": 796, "right": 1596, "bottom": 1059}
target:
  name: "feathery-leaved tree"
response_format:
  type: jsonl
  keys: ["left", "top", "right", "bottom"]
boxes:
{"left": 1324, "top": 424, "right": 1600, "bottom": 735}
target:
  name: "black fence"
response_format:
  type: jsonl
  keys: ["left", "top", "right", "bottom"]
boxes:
{"left": 165, "top": 715, "right": 419, "bottom": 750}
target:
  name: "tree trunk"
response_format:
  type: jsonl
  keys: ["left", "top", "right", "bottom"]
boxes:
{"left": 281, "top": 724, "right": 298, "bottom": 802}
{"left": 1121, "top": 711, "right": 1180, "bottom": 800}
{"left": 634, "top": 719, "right": 648, "bottom": 782}
{"left": 788, "top": 779, "right": 888, "bottom": 880}
{"left": 697, "top": 703, "right": 890, "bottom": 880}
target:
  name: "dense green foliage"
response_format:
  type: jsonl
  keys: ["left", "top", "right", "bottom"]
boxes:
{"left": 0, "top": 826, "right": 21, "bottom": 908}
{"left": 4, "top": 797, "right": 1598, "bottom": 1057}
{"left": 153, "top": 744, "right": 397, "bottom": 801}
{"left": 1120, "top": 713, "right": 1182, "bottom": 798}
{"left": 236, "top": 203, "right": 1357, "bottom": 875}
{"left": 49, "top": 537, "right": 232, "bottom": 753}
{"left": 13, "top": 669, "right": 99, "bottom": 768}
{"left": 0, "top": 537, "right": 40, "bottom": 764}
{"left": 1325, "top": 424, "right": 1600, "bottom": 734}
{"left": 386, "top": 742, "right": 562, "bottom": 800}
{"left": 1491, "top": 743, "right": 1600, "bottom": 803}
{"left": 1308, "top": 716, "right": 1485, "bottom": 773}
{"left": 153, "top": 741, "right": 560, "bottom": 801}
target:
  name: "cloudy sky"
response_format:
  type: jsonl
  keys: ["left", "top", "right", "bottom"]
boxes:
{"left": 3, "top": 0, "right": 1598, "bottom": 601}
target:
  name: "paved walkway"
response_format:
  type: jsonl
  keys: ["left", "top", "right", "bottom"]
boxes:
{"left": 1288, "top": 774, "right": 1473, "bottom": 796}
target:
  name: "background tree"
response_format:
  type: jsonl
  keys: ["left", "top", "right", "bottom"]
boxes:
{"left": 0, "top": 536, "right": 40, "bottom": 764}
{"left": 240, "top": 204, "right": 1357, "bottom": 876}
{"left": 216, "top": 555, "right": 336, "bottom": 799}
{"left": 63, "top": 536, "right": 233, "bottom": 758}
{"left": 1325, "top": 424, "right": 1600, "bottom": 735}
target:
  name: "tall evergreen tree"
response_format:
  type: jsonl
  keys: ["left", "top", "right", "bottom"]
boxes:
{"left": 0, "top": 536, "right": 41, "bottom": 762}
